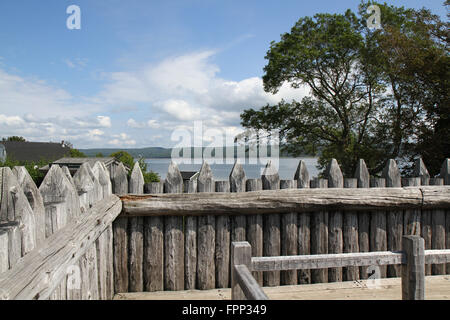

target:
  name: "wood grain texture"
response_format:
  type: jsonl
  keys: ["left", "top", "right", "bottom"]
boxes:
{"left": 185, "top": 180, "right": 198, "bottom": 290}
{"left": 432, "top": 209, "right": 446, "bottom": 275}
{"left": 355, "top": 160, "right": 370, "bottom": 279}
{"left": 113, "top": 217, "right": 128, "bottom": 293}
{"left": 231, "top": 242, "right": 252, "bottom": 300}
{"left": 343, "top": 178, "right": 359, "bottom": 281}
{"left": 215, "top": 181, "right": 230, "bottom": 288}
{"left": 112, "top": 162, "right": 128, "bottom": 195}
{"left": 402, "top": 236, "right": 425, "bottom": 300}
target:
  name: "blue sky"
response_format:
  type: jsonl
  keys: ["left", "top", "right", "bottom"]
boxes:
{"left": 0, "top": 0, "right": 447, "bottom": 148}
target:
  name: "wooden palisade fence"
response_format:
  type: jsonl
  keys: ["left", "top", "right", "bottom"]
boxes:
{"left": 0, "top": 157, "right": 449, "bottom": 299}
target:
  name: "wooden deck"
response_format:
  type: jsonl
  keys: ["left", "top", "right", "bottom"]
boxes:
{"left": 114, "top": 275, "right": 450, "bottom": 300}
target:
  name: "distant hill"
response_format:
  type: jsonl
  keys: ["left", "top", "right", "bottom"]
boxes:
{"left": 80, "top": 145, "right": 312, "bottom": 159}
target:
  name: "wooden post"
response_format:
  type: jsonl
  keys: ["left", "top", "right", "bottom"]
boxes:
{"left": 164, "top": 161, "right": 184, "bottom": 290}
{"left": 370, "top": 177, "right": 387, "bottom": 278}
{"left": 440, "top": 158, "right": 450, "bottom": 185}
{"left": 325, "top": 159, "right": 343, "bottom": 283}
{"left": 230, "top": 161, "right": 246, "bottom": 242}
{"left": 80, "top": 244, "right": 99, "bottom": 300}
{"left": 413, "top": 158, "right": 430, "bottom": 186}
{"left": 0, "top": 229, "right": 8, "bottom": 273}
{"left": 262, "top": 161, "right": 280, "bottom": 287}
{"left": 280, "top": 179, "right": 298, "bottom": 285}
{"left": 231, "top": 241, "right": 252, "bottom": 300}
{"left": 215, "top": 180, "right": 231, "bottom": 288}
{"left": 92, "top": 161, "right": 113, "bottom": 200}
{"left": 310, "top": 177, "right": 328, "bottom": 283}
{"left": 401, "top": 235, "right": 425, "bottom": 300}
{"left": 0, "top": 222, "right": 21, "bottom": 271}
{"left": 113, "top": 216, "right": 128, "bottom": 294}
{"left": 355, "top": 159, "right": 370, "bottom": 279}
{"left": 246, "top": 178, "right": 263, "bottom": 285}
{"left": 383, "top": 159, "right": 403, "bottom": 277}
{"left": 112, "top": 162, "right": 128, "bottom": 195}
{"left": 73, "top": 163, "right": 96, "bottom": 214}
{"left": 343, "top": 178, "right": 359, "bottom": 281}
{"left": 128, "top": 162, "right": 144, "bottom": 292}
{"left": 185, "top": 179, "right": 197, "bottom": 290}
{"left": 143, "top": 182, "right": 164, "bottom": 292}
{"left": 441, "top": 159, "right": 450, "bottom": 275}
{"left": 402, "top": 178, "right": 421, "bottom": 236}
{"left": 295, "top": 160, "right": 311, "bottom": 284}
{"left": 197, "top": 161, "right": 215, "bottom": 290}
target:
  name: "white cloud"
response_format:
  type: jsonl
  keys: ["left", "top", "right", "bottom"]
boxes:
{"left": 97, "top": 116, "right": 112, "bottom": 127}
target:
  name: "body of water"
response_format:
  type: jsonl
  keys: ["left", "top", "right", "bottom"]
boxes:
{"left": 144, "top": 157, "right": 319, "bottom": 181}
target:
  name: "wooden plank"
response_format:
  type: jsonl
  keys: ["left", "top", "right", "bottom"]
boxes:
{"left": 262, "top": 161, "right": 280, "bottom": 287}
{"left": 280, "top": 179, "right": 298, "bottom": 285}
{"left": 231, "top": 241, "right": 252, "bottom": 300}
{"left": 120, "top": 186, "right": 450, "bottom": 217}
{"left": 234, "top": 265, "right": 268, "bottom": 300}
{"left": 0, "top": 222, "right": 21, "bottom": 270}
{"left": 424, "top": 250, "right": 450, "bottom": 264}
{"left": 251, "top": 251, "right": 405, "bottom": 271}
{"left": 230, "top": 162, "right": 246, "bottom": 242}
{"left": 143, "top": 182, "right": 163, "bottom": 292}
{"left": 164, "top": 162, "right": 184, "bottom": 291}
{"left": 310, "top": 178, "right": 328, "bottom": 283}
{"left": 245, "top": 178, "right": 263, "bottom": 286}
{"left": 95, "top": 228, "right": 108, "bottom": 300}
{"left": 185, "top": 180, "right": 197, "bottom": 290}
{"left": 355, "top": 159, "right": 370, "bottom": 280}
{"left": 215, "top": 181, "right": 230, "bottom": 288}
{"left": 369, "top": 177, "right": 387, "bottom": 279}
{"left": 325, "top": 159, "right": 344, "bottom": 283}
{"left": 383, "top": 159, "right": 403, "bottom": 278}
{"left": 128, "top": 162, "right": 144, "bottom": 292}
{"left": 343, "top": 178, "right": 359, "bottom": 281}
{"left": 0, "top": 195, "right": 121, "bottom": 300}
{"left": 113, "top": 217, "right": 128, "bottom": 293}
{"left": 402, "top": 236, "right": 425, "bottom": 300}
{"left": 0, "top": 229, "right": 8, "bottom": 273}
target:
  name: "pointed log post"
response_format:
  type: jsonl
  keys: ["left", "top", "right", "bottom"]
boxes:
{"left": 245, "top": 178, "right": 263, "bottom": 285}
{"left": 310, "top": 177, "right": 328, "bottom": 283}
{"left": 92, "top": 161, "right": 112, "bottom": 200}
{"left": 382, "top": 159, "right": 403, "bottom": 277}
{"left": 431, "top": 177, "right": 446, "bottom": 275}
{"left": 441, "top": 159, "right": 450, "bottom": 274}
{"left": 369, "top": 177, "right": 388, "bottom": 279}
{"left": 295, "top": 160, "right": 311, "bottom": 284}
{"left": 440, "top": 158, "right": 450, "bottom": 185}
{"left": 73, "top": 163, "right": 96, "bottom": 214}
{"left": 355, "top": 159, "right": 370, "bottom": 279}
{"left": 164, "top": 161, "right": 184, "bottom": 290}
{"left": 185, "top": 179, "right": 197, "bottom": 290}
{"left": 61, "top": 166, "right": 76, "bottom": 189}
{"left": 112, "top": 162, "right": 128, "bottom": 195}
{"left": 402, "top": 178, "right": 421, "bottom": 237}
{"left": 280, "top": 179, "right": 298, "bottom": 285}
{"left": 197, "top": 161, "right": 215, "bottom": 290}
{"left": 13, "top": 166, "right": 46, "bottom": 247}
{"left": 230, "top": 161, "right": 246, "bottom": 242}
{"left": 128, "top": 162, "right": 144, "bottom": 292}
{"left": 39, "top": 165, "right": 80, "bottom": 237}
{"left": 0, "top": 221, "right": 21, "bottom": 271}
{"left": 343, "top": 178, "right": 359, "bottom": 281}
{"left": 231, "top": 241, "right": 252, "bottom": 300}
{"left": 215, "top": 180, "right": 230, "bottom": 288}
{"left": 143, "top": 182, "right": 164, "bottom": 292}
{"left": 262, "top": 161, "right": 280, "bottom": 286}
{"left": 414, "top": 158, "right": 430, "bottom": 186}
{"left": 325, "top": 159, "right": 344, "bottom": 283}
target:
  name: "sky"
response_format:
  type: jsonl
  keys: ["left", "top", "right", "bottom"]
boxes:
{"left": 0, "top": 0, "right": 447, "bottom": 149}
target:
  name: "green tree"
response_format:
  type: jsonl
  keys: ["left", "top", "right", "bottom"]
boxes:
{"left": 110, "top": 151, "right": 160, "bottom": 182}
{"left": 110, "top": 151, "right": 134, "bottom": 170}
{"left": 69, "top": 148, "right": 87, "bottom": 158}
{"left": 95, "top": 152, "right": 104, "bottom": 158}
{"left": 2, "top": 136, "right": 26, "bottom": 142}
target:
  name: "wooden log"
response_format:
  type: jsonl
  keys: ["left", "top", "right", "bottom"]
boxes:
{"left": 432, "top": 208, "right": 446, "bottom": 274}
{"left": 0, "top": 195, "right": 121, "bottom": 300}
{"left": 402, "top": 236, "right": 425, "bottom": 300}
{"left": 245, "top": 178, "right": 263, "bottom": 286}
{"left": 402, "top": 178, "right": 421, "bottom": 237}
{"left": 92, "top": 161, "right": 113, "bottom": 199}
{"left": 1, "top": 167, "right": 36, "bottom": 256}
{"left": 120, "top": 186, "right": 450, "bottom": 216}
{"left": 80, "top": 244, "right": 99, "bottom": 300}
{"left": 215, "top": 181, "right": 230, "bottom": 288}
{"left": 295, "top": 160, "right": 311, "bottom": 284}
{"left": 262, "top": 161, "right": 280, "bottom": 287}
{"left": 280, "top": 179, "right": 298, "bottom": 285}
{"left": 95, "top": 226, "right": 110, "bottom": 300}
{"left": 343, "top": 178, "right": 359, "bottom": 281}
{"left": 113, "top": 217, "right": 128, "bottom": 293}
{"left": 185, "top": 180, "right": 197, "bottom": 290}
{"left": 0, "top": 229, "right": 8, "bottom": 273}
{"left": 164, "top": 161, "right": 184, "bottom": 291}
{"left": 73, "top": 163, "right": 96, "bottom": 214}
{"left": 112, "top": 162, "right": 128, "bottom": 195}
{"left": 325, "top": 159, "right": 343, "bottom": 283}
{"left": 197, "top": 161, "right": 215, "bottom": 290}
{"left": 369, "top": 178, "right": 387, "bottom": 279}
{"left": 414, "top": 158, "right": 430, "bottom": 186}
{"left": 13, "top": 166, "right": 46, "bottom": 247}
{"left": 230, "top": 162, "right": 246, "bottom": 242}
{"left": 127, "top": 162, "right": 144, "bottom": 292}
{"left": 422, "top": 209, "right": 432, "bottom": 276}
{"left": 85, "top": 162, "right": 102, "bottom": 205}
{"left": 355, "top": 160, "right": 370, "bottom": 280}
{"left": 233, "top": 265, "right": 268, "bottom": 300}
{"left": 231, "top": 241, "right": 252, "bottom": 300}
{"left": 310, "top": 178, "right": 328, "bottom": 283}
{"left": 143, "top": 182, "right": 164, "bottom": 292}
{"left": 442, "top": 159, "right": 450, "bottom": 275}
{"left": 383, "top": 159, "right": 403, "bottom": 278}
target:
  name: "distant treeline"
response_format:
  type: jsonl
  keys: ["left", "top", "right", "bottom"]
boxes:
{"left": 80, "top": 145, "right": 312, "bottom": 159}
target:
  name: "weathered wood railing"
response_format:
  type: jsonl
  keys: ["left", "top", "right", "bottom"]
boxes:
{"left": 231, "top": 237, "right": 450, "bottom": 300}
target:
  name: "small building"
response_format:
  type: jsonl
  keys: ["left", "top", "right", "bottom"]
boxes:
{"left": 180, "top": 171, "right": 199, "bottom": 182}
{"left": 40, "top": 157, "right": 130, "bottom": 177}
{"left": 0, "top": 141, "right": 71, "bottom": 163}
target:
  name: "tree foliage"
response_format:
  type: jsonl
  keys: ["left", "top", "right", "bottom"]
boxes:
{"left": 69, "top": 148, "right": 87, "bottom": 158}
{"left": 241, "top": 1, "right": 449, "bottom": 176}
{"left": 2, "top": 136, "right": 26, "bottom": 142}
{"left": 110, "top": 150, "right": 160, "bottom": 183}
